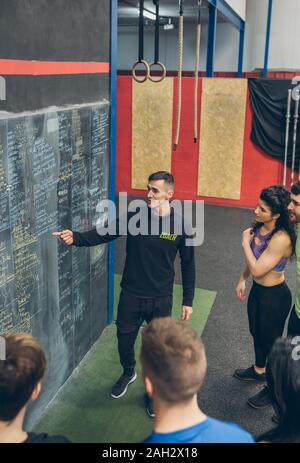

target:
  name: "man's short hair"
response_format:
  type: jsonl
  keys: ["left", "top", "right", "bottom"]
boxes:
{"left": 148, "top": 171, "right": 174, "bottom": 190}
{"left": 140, "top": 317, "right": 206, "bottom": 403}
{"left": 291, "top": 181, "right": 300, "bottom": 196}
{"left": 0, "top": 333, "right": 47, "bottom": 421}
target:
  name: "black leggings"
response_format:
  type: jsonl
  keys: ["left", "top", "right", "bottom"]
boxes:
{"left": 247, "top": 281, "right": 292, "bottom": 368}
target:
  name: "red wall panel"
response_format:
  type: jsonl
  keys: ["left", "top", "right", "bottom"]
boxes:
{"left": 116, "top": 76, "right": 288, "bottom": 209}
{"left": 116, "top": 76, "right": 133, "bottom": 194}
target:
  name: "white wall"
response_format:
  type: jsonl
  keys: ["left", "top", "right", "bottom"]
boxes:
{"left": 225, "top": 0, "right": 247, "bottom": 21}
{"left": 118, "top": 0, "right": 300, "bottom": 73}
{"left": 118, "top": 22, "right": 240, "bottom": 73}
{"left": 268, "top": 0, "right": 300, "bottom": 70}
{"left": 244, "top": 0, "right": 300, "bottom": 72}
{"left": 243, "top": 0, "right": 268, "bottom": 71}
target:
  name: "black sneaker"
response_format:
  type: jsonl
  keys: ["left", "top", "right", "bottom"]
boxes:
{"left": 233, "top": 365, "right": 266, "bottom": 382}
{"left": 144, "top": 394, "right": 155, "bottom": 418}
{"left": 247, "top": 386, "right": 272, "bottom": 409}
{"left": 110, "top": 372, "right": 137, "bottom": 399}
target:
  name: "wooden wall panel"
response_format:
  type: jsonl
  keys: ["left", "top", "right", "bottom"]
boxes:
{"left": 198, "top": 78, "right": 247, "bottom": 200}
{"left": 132, "top": 79, "right": 173, "bottom": 190}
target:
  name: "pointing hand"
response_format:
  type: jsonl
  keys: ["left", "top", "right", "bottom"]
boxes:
{"left": 52, "top": 230, "right": 74, "bottom": 246}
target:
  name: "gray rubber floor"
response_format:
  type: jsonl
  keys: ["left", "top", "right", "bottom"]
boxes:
{"left": 115, "top": 202, "right": 296, "bottom": 440}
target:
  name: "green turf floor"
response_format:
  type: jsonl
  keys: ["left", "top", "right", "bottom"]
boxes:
{"left": 34, "top": 275, "right": 217, "bottom": 443}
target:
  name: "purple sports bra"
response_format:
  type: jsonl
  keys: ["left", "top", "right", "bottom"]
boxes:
{"left": 250, "top": 228, "right": 288, "bottom": 273}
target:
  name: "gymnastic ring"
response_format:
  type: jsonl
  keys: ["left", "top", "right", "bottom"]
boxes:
{"left": 131, "top": 60, "right": 150, "bottom": 83}
{"left": 148, "top": 61, "right": 167, "bottom": 83}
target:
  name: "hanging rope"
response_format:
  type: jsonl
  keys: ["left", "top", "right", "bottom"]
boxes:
{"left": 149, "top": 0, "right": 167, "bottom": 83}
{"left": 131, "top": 0, "right": 150, "bottom": 83}
{"left": 173, "top": 0, "right": 184, "bottom": 151}
{"left": 194, "top": 0, "right": 202, "bottom": 143}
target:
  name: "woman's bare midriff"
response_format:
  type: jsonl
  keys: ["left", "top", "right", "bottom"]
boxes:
{"left": 254, "top": 271, "right": 285, "bottom": 287}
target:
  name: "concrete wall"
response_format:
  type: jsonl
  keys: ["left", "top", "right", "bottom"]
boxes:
{"left": 244, "top": 0, "right": 300, "bottom": 72}
{"left": 225, "top": 0, "right": 247, "bottom": 21}
{"left": 118, "top": 22, "right": 240, "bottom": 73}
{"left": 118, "top": 0, "right": 300, "bottom": 73}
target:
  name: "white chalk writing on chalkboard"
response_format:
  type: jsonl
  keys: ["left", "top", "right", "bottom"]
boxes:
{"left": 0, "top": 102, "right": 110, "bottom": 427}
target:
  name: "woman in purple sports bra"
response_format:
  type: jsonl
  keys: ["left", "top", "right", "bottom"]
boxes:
{"left": 234, "top": 186, "right": 296, "bottom": 409}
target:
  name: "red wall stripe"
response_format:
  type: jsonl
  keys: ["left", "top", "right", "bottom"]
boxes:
{"left": 0, "top": 59, "right": 109, "bottom": 75}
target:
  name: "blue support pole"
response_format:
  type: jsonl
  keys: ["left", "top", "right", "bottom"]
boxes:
{"left": 237, "top": 28, "right": 245, "bottom": 77}
{"left": 108, "top": 0, "right": 117, "bottom": 325}
{"left": 206, "top": 0, "right": 245, "bottom": 78}
{"left": 206, "top": 3, "right": 217, "bottom": 77}
{"left": 263, "top": 0, "right": 273, "bottom": 79}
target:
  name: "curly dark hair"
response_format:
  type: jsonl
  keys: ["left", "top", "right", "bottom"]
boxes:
{"left": 252, "top": 185, "right": 296, "bottom": 255}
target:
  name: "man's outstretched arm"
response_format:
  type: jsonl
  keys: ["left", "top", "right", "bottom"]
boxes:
{"left": 53, "top": 215, "right": 125, "bottom": 247}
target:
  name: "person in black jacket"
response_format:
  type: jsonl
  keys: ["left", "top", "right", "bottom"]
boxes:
{"left": 53, "top": 171, "right": 196, "bottom": 418}
{"left": 257, "top": 337, "right": 300, "bottom": 443}
{"left": 0, "top": 332, "right": 70, "bottom": 443}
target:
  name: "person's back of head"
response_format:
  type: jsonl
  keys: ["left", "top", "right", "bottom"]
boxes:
{"left": 0, "top": 332, "right": 46, "bottom": 422}
{"left": 141, "top": 318, "right": 255, "bottom": 444}
{"left": 259, "top": 337, "right": 300, "bottom": 443}
{"left": 140, "top": 317, "right": 206, "bottom": 405}
{"left": 0, "top": 332, "right": 70, "bottom": 443}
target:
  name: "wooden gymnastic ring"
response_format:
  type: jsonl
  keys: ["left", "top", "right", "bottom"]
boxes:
{"left": 148, "top": 61, "right": 167, "bottom": 83}
{"left": 131, "top": 60, "right": 150, "bottom": 83}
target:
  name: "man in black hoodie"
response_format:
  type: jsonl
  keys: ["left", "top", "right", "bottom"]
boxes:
{"left": 53, "top": 171, "right": 196, "bottom": 417}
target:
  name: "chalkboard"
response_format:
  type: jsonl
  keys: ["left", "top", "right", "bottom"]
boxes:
{"left": 0, "top": 102, "right": 110, "bottom": 427}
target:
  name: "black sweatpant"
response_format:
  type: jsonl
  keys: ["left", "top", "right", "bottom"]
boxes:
{"left": 287, "top": 305, "right": 300, "bottom": 337}
{"left": 116, "top": 290, "right": 173, "bottom": 373}
{"left": 247, "top": 281, "right": 292, "bottom": 368}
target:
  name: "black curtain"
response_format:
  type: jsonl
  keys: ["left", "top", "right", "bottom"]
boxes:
{"left": 249, "top": 78, "right": 300, "bottom": 171}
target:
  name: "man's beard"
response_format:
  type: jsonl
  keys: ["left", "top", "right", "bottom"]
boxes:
{"left": 290, "top": 212, "right": 300, "bottom": 223}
